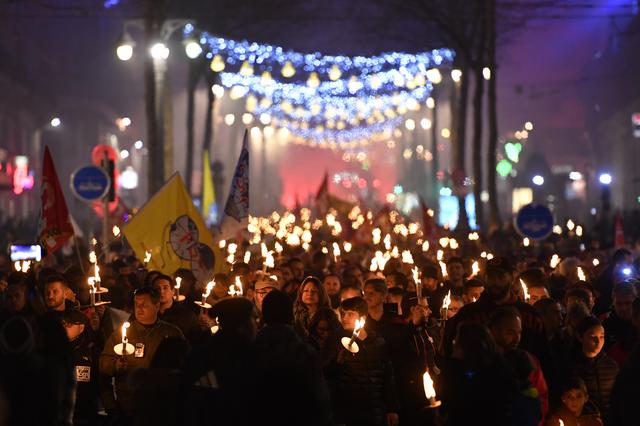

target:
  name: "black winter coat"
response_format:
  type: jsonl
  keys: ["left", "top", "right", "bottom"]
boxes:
{"left": 568, "top": 350, "right": 619, "bottom": 417}
{"left": 325, "top": 330, "right": 400, "bottom": 426}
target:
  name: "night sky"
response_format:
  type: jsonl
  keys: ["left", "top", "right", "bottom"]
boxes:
{"left": 1, "top": 0, "right": 638, "bottom": 214}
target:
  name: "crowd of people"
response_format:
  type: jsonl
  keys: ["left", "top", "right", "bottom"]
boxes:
{"left": 1, "top": 206, "right": 639, "bottom": 426}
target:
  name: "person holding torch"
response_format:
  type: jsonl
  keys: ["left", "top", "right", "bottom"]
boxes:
{"left": 325, "top": 296, "right": 400, "bottom": 426}
{"left": 99, "top": 287, "right": 184, "bottom": 423}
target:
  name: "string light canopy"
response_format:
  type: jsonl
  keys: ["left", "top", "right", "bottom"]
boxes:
{"left": 183, "top": 24, "right": 455, "bottom": 146}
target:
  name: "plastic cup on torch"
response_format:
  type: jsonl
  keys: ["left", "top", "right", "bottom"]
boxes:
{"left": 341, "top": 317, "right": 365, "bottom": 353}
{"left": 195, "top": 280, "right": 215, "bottom": 314}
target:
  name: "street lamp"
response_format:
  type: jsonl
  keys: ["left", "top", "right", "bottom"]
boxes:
{"left": 116, "top": 18, "right": 191, "bottom": 195}
{"left": 184, "top": 38, "right": 203, "bottom": 59}
{"left": 150, "top": 42, "right": 170, "bottom": 60}
{"left": 116, "top": 32, "right": 135, "bottom": 61}
{"left": 532, "top": 175, "right": 544, "bottom": 186}
{"left": 599, "top": 173, "right": 612, "bottom": 185}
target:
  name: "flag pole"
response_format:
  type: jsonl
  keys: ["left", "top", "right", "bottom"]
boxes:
{"left": 74, "top": 236, "right": 86, "bottom": 275}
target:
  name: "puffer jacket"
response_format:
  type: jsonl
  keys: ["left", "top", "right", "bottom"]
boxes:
{"left": 325, "top": 330, "right": 399, "bottom": 426}
{"left": 569, "top": 350, "right": 619, "bottom": 417}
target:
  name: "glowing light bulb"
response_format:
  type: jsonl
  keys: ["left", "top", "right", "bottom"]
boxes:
{"left": 328, "top": 64, "right": 342, "bottom": 81}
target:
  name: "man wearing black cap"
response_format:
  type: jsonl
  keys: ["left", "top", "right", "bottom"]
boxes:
{"left": 62, "top": 309, "right": 100, "bottom": 426}
{"left": 99, "top": 287, "right": 183, "bottom": 424}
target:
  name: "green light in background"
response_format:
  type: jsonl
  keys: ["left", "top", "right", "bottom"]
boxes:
{"left": 496, "top": 159, "right": 513, "bottom": 177}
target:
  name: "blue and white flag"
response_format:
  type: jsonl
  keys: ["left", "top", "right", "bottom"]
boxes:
{"left": 217, "top": 130, "right": 249, "bottom": 241}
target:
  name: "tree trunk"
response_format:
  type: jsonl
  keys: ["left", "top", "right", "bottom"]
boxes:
{"left": 472, "top": 65, "right": 485, "bottom": 231}
{"left": 143, "top": 0, "right": 162, "bottom": 195}
{"left": 486, "top": 0, "right": 501, "bottom": 229}
{"left": 472, "top": 0, "right": 487, "bottom": 231}
{"left": 453, "top": 66, "right": 470, "bottom": 233}
{"left": 430, "top": 99, "right": 439, "bottom": 210}
{"left": 185, "top": 60, "right": 199, "bottom": 194}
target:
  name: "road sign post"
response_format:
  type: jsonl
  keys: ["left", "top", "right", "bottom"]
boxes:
{"left": 515, "top": 203, "right": 554, "bottom": 240}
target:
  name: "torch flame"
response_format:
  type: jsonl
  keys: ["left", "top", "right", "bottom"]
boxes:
{"left": 121, "top": 321, "right": 130, "bottom": 343}
{"left": 265, "top": 251, "right": 275, "bottom": 269}
{"left": 244, "top": 250, "right": 251, "bottom": 264}
{"left": 228, "top": 276, "right": 243, "bottom": 297}
{"left": 402, "top": 250, "right": 414, "bottom": 265}
{"left": 275, "top": 242, "right": 283, "bottom": 254}
{"left": 577, "top": 267, "right": 586, "bottom": 282}
{"left": 144, "top": 250, "right": 152, "bottom": 264}
{"left": 442, "top": 290, "right": 451, "bottom": 310}
{"left": 412, "top": 266, "right": 420, "bottom": 285}
{"left": 550, "top": 254, "right": 561, "bottom": 269}
{"left": 93, "top": 263, "right": 101, "bottom": 284}
{"left": 383, "top": 234, "right": 391, "bottom": 250}
{"left": 439, "top": 261, "right": 448, "bottom": 279}
{"left": 14, "top": 261, "right": 20, "bottom": 271}
{"left": 472, "top": 261, "right": 479, "bottom": 276}
{"left": 175, "top": 277, "right": 182, "bottom": 289}
{"left": 354, "top": 317, "right": 366, "bottom": 335}
{"left": 89, "top": 250, "right": 97, "bottom": 264}
{"left": 422, "top": 241, "right": 430, "bottom": 252}
{"left": 203, "top": 280, "right": 215, "bottom": 299}
{"left": 423, "top": 370, "right": 437, "bottom": 400}
{"left": 520, "top": 279, "right": 530, "bottom": 302}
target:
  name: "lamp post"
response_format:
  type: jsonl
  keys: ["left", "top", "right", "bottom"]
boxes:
{"left": 116, "top": 14, "right": 194, "bottom": 196}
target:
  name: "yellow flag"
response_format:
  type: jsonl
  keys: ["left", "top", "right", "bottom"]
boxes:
{"left": 123, "top": 174, "right": 224, "bottom": 284}
{"left": 202, "top": 149, "right": 216, "bottom": 223}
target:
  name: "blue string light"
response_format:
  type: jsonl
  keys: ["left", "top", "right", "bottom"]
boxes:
{"left": 221, "top": 73, "right": 431, "bottom": 120}
{"left": 281, "top": 118, "right": 401, "bottom": 144}
{"left": 184, "top": 25, "right": 455, "bottom": 145}
{"left": 186, "top": 27, "right": 454, "bottom": 81}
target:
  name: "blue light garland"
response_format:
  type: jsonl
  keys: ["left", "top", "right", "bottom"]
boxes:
{"left": 184, "top": 24, "right": 454, "bottom": 145}
{"left": 281, "top": 117, "right": 401, "bottom": 144}
{"left": 185, "top": 26, "right": 454, "bottom": 82}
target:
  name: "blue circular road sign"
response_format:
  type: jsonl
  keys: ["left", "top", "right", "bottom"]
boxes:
{"left": 70, "top": 165, "right": 110, "bottom": 202}
{"left": 515, "top": 203, "right": 554, "bottom": 240}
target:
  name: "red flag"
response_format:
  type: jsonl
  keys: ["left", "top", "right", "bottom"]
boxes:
{"left": 614, "top": 214, "right": 625, "bottom": 248}
{"left": 315, "top": 171, "right": 329, "bottom": 200}
{"left": 37, "top": 146, "right": 74, "bottom": 253}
